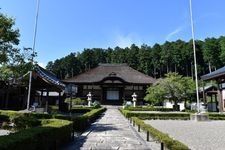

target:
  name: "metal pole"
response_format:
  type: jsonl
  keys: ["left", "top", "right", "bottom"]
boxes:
{"left": 27, "top": 71, "right": 32, "bottom": 110}
{"left": 26, "top": 0, "right": 40, "bottom": 110}
{"left": 189, "top": 0, "right": 200, "bottom": 113}
{"left": 31, "top": 0, "right": 40, "bottom": 64}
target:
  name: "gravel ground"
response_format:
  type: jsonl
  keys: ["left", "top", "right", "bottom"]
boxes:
{"left": 145, "top": 120, "right": 225, "bottom": 150}
{"left": 0, "top": 129, "right": 11, "bottom": 136}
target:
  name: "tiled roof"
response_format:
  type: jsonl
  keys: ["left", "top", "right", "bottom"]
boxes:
{"left": 34, "top": 65, "right": 65, "bottom": 88}
{"left": 201, "top": 66, "right": 225, "bottom": 81}
{"left": 64, "top": 63, "right": 156, "bottom": 84}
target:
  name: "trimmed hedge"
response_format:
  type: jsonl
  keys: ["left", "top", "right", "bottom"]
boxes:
{"left": 0, "top": 114, "right": 10, "bottom": 122}
{"left": 132, "top": 117, "right": 190, "bottom": 150}
{"left": 0, "top": 108, "right": 106, "bottom": 132}
{"left": 124, "top": 106, "right": 174, "bottom": 112}
{"left": 0, "top": 110, "right": 52, "bottom": 120}
{"left": 120, "top": 109, "right": 190, "bottom": 120}
{"left": 208, "top": 113, "right": 225, "bottom": 120}
{"left": 75, "top": 107, "right": 106, "bottom": 131}
{"left": 0, "top": 119, "right": 73, "bottom": 150}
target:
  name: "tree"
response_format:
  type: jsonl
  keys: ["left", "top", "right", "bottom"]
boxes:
{"left": 145, "top": 72, "right": 195, "bottom": 110}
{"left": 0, "top": 13, "right": 34, "bottom": 81}
{"left": 203, "top": 38, "right": 221, "bottom": 73}
{"left": 0, "top": 13, "right": 20, "bottom": 64}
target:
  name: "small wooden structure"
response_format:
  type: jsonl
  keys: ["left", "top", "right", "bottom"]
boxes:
{"left": 29, "top": 65, "right": 66, "bottom": 111}
{"left": 201, "top": 66, "right": 225, "bottom": 112}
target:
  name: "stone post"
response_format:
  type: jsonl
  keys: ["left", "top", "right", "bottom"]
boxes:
{"left": 87, "top": 92, "right": 92, "bottom": 107}
{"left": 132, "top": 92, "right": 137, "bottom": 107}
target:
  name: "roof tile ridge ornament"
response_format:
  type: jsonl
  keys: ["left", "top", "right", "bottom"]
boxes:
{"left": 109, "top": 72, "right": 117, "bottom": 77}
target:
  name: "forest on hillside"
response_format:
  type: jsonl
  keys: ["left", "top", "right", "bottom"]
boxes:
{"left": 46, "top": 36, "right": 225, "bottom": 79}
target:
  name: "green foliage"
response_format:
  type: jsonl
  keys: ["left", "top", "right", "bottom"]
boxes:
{"left": 120, "top": 109, "right": 190, "bottom": 120}
{"left": 73, "top": 107, "right": 106, "bottom": 131}
{"left": 123, "top": 106, "right": 173, "bottom": 112}
{"left": 144, "top": 83, "right": 165, "bottom": 105}
{"left": 0, "top": 13, "right": 36, "bottom": 81}
{"left": 46, "top": 37, "right": 225, "bottom": 80}
{"left": 91, "top": 100, "right": 101, "bottom": 108}
{"left": 12, "top": 116, "right": 41, "bottom": 130}
{"left": 132, "top": 117, "right": 190, "bottom": 150}
{"left": 208, "top": 113, "right": 225, "bottom": 120}
{"left": 0, "top": 119, "right": 73, "bottom": 150}
{"left": 0, "top": 114, "right": 10, "bottom": 122}
{"left": 64, "top": 97, "right": 87, "bottom": 106}
{"left": 1, "top": 122, "right": 10, "bottom": 129}
{"left": 145, "top": 72, "right": 195, "bottom": 108}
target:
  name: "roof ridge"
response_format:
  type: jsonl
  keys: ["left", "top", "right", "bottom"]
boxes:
{"left": 99, "top": 63, "right": 128, "bottom": 66}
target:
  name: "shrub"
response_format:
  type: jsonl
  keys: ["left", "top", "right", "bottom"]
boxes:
{"left": 132, "top": 117, "right": 189, "bottom": 150}
{"left": 73, "top": 107, "right": 106, "bottom": 131}
{"left": 208, "top": 113, "right": 225, "bottom": 120}
{"left": 1, "top": 122, "right": 10, "bottom": 129}
{"left": 65, "top": 97, "right": 87, "bottom": 106}
{"left": 92, "top": 101, "right": 101, "bottom": 108}
{"left": 120, "top": 109, "right": 190, "bottom": 120}
{"left": 0, "top": 119, "right": 73, "bottom": 150}
{"left": 12, "top": 115, "right": 41, "bottom": 130}
{"left": 124, "top": 106, "right": 173, "bottom": 112}
{"left": 0, "top": 114, "right": 10, "bottom": 122}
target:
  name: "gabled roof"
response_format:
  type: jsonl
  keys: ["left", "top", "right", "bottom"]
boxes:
{"left": 32, "top": 65, "right": 65, "bottom": 91}
{"left": 201, "top": 66, "right": 225, "bottom": 81}
{"left": 64, "top": 63, "right": 156, "bottom": 84}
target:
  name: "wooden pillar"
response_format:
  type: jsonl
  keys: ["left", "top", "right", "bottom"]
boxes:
{"left": 58, "top": 91, "right": 61, "bottom": 106}
{"left": 217, "top": 83, "right": 223, "bottom": 112}
{"left": 40, "top": 89, "right": 43, "bottom": 106}
{"left": 46, "top": 90, "right": 49, "bottom": 112}
{"left": 202, "top": 80, "right": 206, "bottom": 103}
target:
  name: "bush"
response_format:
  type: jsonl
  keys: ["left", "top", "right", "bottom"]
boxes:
{"left": 92, "top": 101, "right": 101, "bottom": 108}
{"left": 0, "top": 119, "right": 73, "bottom": 150}
{"left": 65, "top": 97, "right": 87, "bottom": 106}
{"left": 1, "top": 122, "right": 10, "bottom": 129}
{"left": 208, "top": 113, "right": 225, "bottom": 120}
{"left": 73, "top": 107, "right": 106, "bottom": 131}
{"left": 0, "top": 114, "right": 10, "bottom": 122}
{"left": 124, "top": 106, "right": 174, "bottom": 112}
{"left": 12, "top": 115, "right": 41, "bottom": 130}
{"left": 132, "top": 117, "right": 189, "bottom": 150}
{"left": 120, "top": 109, "right": 190, "bottom": 120}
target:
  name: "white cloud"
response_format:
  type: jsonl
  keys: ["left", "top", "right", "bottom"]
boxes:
{"left": 165, "top": 26, "right": 183, "bottom": 41}
{"left": 114, "top": 33, "right": 142, "bottom": 48}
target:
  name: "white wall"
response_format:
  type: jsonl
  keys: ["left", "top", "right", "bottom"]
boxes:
{"left": 163, "top": 100, "right": 185, "bottom": 111}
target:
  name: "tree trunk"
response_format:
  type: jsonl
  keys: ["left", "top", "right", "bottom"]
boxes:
{"left": 208, "top": 62, "right": 212, "bottom": 73}
{"left": 186, "top": 63, "right": 189, "bottom": 76}
{"left": 191, "top": 62, "right": 194, "bottom": 79}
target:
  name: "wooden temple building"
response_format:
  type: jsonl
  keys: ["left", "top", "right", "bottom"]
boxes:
{"left": 0, "top": 65, "right": 66, "bottom": 111}
{"left": 64, "top": 64, "right": 156, "bottom": 105}
{"left": 201, "top": 66, "right": 225, "bottom": 112}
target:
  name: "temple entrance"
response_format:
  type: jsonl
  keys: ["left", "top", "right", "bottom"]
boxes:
{"left": 106, "top": 88, "right": 119, "bottom": 101}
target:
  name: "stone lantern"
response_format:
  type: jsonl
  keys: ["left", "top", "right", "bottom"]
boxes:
{"left": 87, "top": 92, "right": 92, "bottom": 107}
{"left": 132, "top": 92, "right": 137, "bottom": 107}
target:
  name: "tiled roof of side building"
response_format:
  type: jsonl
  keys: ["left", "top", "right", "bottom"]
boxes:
{"left": 201, "top": 66, "right": 225, "bottom": 81}
{"left": 63, "top": 63, "right": 156, "bottom": 84}
{"left": 35, "top": 64, "right": 65, "bottom": 88}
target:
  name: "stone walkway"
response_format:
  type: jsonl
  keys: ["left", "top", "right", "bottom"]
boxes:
{"left": 64, "top": 106, "right": 152, "bottom": 150}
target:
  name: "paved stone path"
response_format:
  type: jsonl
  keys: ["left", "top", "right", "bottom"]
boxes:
{"left": 64, "top": 106, "right": 152, "bottom": 150}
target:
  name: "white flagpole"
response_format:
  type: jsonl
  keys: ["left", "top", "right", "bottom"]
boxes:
{"left": 27, "top": 0, "right": 40, "bottom": 110}
{"left": 189, "top": 0, "right": 200, "bottom": 113}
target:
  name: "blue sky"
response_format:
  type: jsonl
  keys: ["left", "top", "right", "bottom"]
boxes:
{"left": 1, "top": 0, "right": 225, "bottom": 67}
